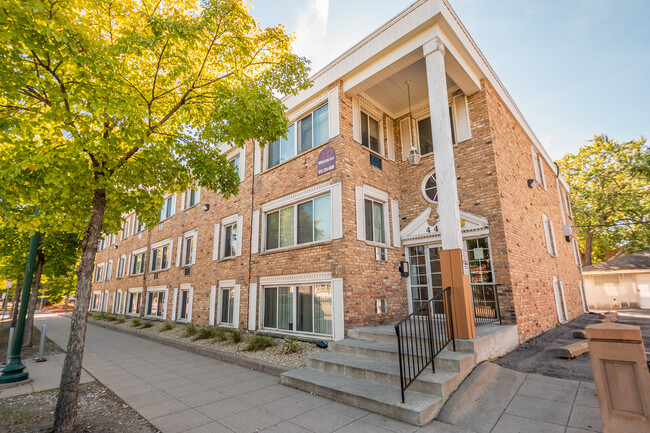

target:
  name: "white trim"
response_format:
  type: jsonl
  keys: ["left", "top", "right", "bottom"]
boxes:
{"left": 386, "top": 117, "right": 395, "bottom": 161}
{"left": 355, "top": 186, "right": 365, "bottom": 240}
{"left": 149, "top": 239, "right": 173, "bottom": 272}
{"left": 352, "top": 96, "right": 361, "bottom": 143}
{"left": 579, "top": 281, "right": 588, "bottom": 313}
{"left": 187, "top": 286, "right": 194, "bottom": 322}
{"left": 332, "top": 278, "right": 345, "bottom": 341}
{"left": 144, "top": 286, "right": 168, "bottom": 320}
{"left": 553, "top": 276, "right": 566, "bottom": 323}
{"left": 254, "top": 141, "right": 262, "bottom": 175}
{"left": 209, "top": 285, "right": 216, "bottom": 326}
{"left": 248, "top": 283, "right": 257, "bottom": 331}
{"left": 259, "top": 272, "right": 332, "bottom": 286}
{"left": 331, "top": 183, "right": 343, "bottom": 239}
{"left": 212, "top": 223, "right": 221, "bottom": 261}
{"left": 219, "top": 279, "right": 237, "bottom": 288}
{"left": 451, "top": 93, "right": 471, "bottom": 143}
{"left": 559, "top": 281, "right": 569, "bottom": 322}
{"left": 327, "top": 86, "right": 340, "bottom": 139}
{"left": 251, "top": 210, "right": 260, "bottom": 254}
{"left": 132, "top": 246, "right": 147, "bottom": 255}
{"left": 151, "top": 237, "right": 173, "bottom": 250}
{"left": 175, "top": 236, "right": 182, "bottom": 267}
{"left": 261, "top": 181, "right": 331, "bottom": 213}
{"left": 171, "top": 287, "right": 178, "bottom": 321}
{"left": 236, "top": 215, "right": 244, "bottom": 257}
{"left": 356, "top": 185, "right": 390, "bottom": 245}
{"left": 233, "top": 284, "right": 240, "bottom": 328}
{"left": 391, "top": 200, "right": 401, "bottom": 247}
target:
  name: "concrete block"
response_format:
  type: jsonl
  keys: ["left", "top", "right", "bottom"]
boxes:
{"left": 573, "top": 330, "right": 587, "bottom": 339}
{"left": 555, "top": 342, "right": 589, "bottom": 359}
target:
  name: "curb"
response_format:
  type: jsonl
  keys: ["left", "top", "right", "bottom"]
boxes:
{"left": 88, "top": 320, "right": 291, "bottom": 376}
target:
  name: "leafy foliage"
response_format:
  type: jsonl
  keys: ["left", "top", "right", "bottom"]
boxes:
{"left": 159, "top": 322, "right": 174, "bottom": 332}
{"left": 230, "top": 330, "right": 243, "bottom": 343}
{"left": 558, "top": 135, "right": 650, "bottom": 265}
{"left": 282, "top": 338, "right": 300, "bottom": 354}
{"left": 244, "top": 335, "right": 274, "bottom": 352}
{"left": 130, "top": 318, "right": 142, "bottom": 327}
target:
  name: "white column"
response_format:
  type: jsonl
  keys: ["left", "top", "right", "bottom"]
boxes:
{"left": 424, "top": 37, "right": 463, "bottom": 250}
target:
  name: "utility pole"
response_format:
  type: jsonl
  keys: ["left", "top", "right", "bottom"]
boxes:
{"left": 0, "top": 210, "right": 40, "bottom": 384}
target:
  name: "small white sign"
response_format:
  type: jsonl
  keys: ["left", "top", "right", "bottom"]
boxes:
{"left": 462, "top": 249, "right": 470, "bottom": 275}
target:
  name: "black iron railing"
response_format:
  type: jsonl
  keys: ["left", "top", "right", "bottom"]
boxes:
{"left": 395, "top": 287, "right": 455, "bottom": 403}
{"left": 471, "top": 283, "right": 501, "bottom": 326}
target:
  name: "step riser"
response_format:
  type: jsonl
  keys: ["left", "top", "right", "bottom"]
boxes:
{"left": 307, "top": 357, "right": 444, "bottom": 396}
{"left": 348, "top": 330, "right": 453, "bottom": 347}
{"left": 281, "top": 373, "right": 443, "bottom": 426}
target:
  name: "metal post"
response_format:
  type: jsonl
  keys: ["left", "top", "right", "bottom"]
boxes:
{"left": 5, "top": 327, "right": 14, "bottom": 365}
{"left": 0, "top": 207, "right": 40, "bottom": 384}
{"left": 36, "top": 324, "right": 47, "bottom": 362}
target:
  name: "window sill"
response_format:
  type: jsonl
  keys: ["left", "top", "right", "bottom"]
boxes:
{"left": 144, "top": 315, "right": 165, "bottom": 321}
{"left": 217, "top": 255, "right": 238, "bottom": 263}
{"left": 364, "top": 240, "right": 394, "bottom": 250}
{"left": 256, "top": 328, "right": 332, "bottom": 342}
{"left": 260, "top": 239, "right": 332, "bottom": 255}
{"left": 183, "top": 204, "right": 199, "bottom": 211}
{"left": 150, "top": 267, "right": 171, "bottom": 273}
{"left": 263, "top": 140, "right": 331, "bottom": 174}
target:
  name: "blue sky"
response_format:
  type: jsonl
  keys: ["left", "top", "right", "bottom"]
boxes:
{"left": 249, "top": 0, "right": 649, "bottom": 161}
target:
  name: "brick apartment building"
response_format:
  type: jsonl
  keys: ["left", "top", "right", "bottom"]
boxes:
{"left": 90, "top": 0, "right": 585, "bottom": 342}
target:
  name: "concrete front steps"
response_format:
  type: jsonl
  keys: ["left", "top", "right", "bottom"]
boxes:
{"left": 281, "top": 323, "right": 519, "bottom": 426}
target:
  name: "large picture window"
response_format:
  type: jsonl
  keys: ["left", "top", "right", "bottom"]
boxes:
{"left": 146, "top": 290, "right": 166, "bottom": 318}
{"left": 262, "top": 284, "right": 332, "bottom": 335}
{"left": 126, "top": 291, "right": 141, "bottom": 315}
{"left": 265, "top": 194, "right": 331, "bottom": 250}
{"left": 131, "top": 252, "right": 146, "bottom": 275}
{"left": 150, "top": 244, "right": 170, "bottom": 271}
{"left": 364, "top": 199, "right": 385, "bottom": 244}
{"left": 219, "top": 288, "right": 235, "bottom": 325}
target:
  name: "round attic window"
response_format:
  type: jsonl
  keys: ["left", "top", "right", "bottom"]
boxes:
{"left": 422, "top": 172, "right": 438, "bottom": 204}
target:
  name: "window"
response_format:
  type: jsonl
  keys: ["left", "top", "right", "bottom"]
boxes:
{"left": 417, "top": 117, "right": 434, "bottom": 155}
{"left": 106, "top": 261, "right": 112, "bottom": 281}
{"left": 219, "top": 288, "right": 235, "bottom": 325}
{"left": 364, "top": 199, "right": 385, "bottom": 244}
{"left": 182, "top": 232, "right": 197, "bottom": 266}
{"left": 177, "top": 288, "right": 191, "bottom": 321}
{"left": 184, "top": 182, "right": 200, "bottom": 209}
{"left": 126, "top": 291, "right": 142, "bottom": 315}
{"left": 268, "top": 104, "right": 329, "bottom": 170}
{"left": 150, "top": 244, "right": 170, "bottom": 271}
{"left": 146, "top": 290, "right": 166, "bottom": 318}
{"left": 121, "top": 220, "right": 130, "bottom": 240}
{"left": 361, "top": 111, "right": 381, "bottom": 154}
{"left": 542, "top": 214, "right": 557, "bottom": 257}
{"left": 466, "top": 238, "right": 493, "bottom": 284}
{"left": 117, "top": 256, "right": 126, "bottom": 278}
{"left": 131, "top": 252, "right": 146, "bottom": 275}
{"left": 422, "top": 172, "right": 438, "bottom": 203}
{"left": 262, "top": 284, "right": 332, "bottom": 335}
{"left": 531, "top": 147, "right": 547, "bottom": 189}
{"left": 113, "top": 291, "right": 122, "bottom": 314}
{"left": 265, "top": 194, "right": 332, "bottom": 250}
{"left": 91, "top": 292, "right": 101, "bottom": 311}
{"left": 223, "top": 223, "right": 237, "bottom": 258}
{"left": 94, "top": 265, "right": 104, "bottom": 282}
{"left": 134, "top": 217, "right": 146, "bottom": 234}
{"left": 159, "top": 195, "right": 175, "bottom": 222}
{"left": 230, "top": 154, "right": 241, "bottom": 178}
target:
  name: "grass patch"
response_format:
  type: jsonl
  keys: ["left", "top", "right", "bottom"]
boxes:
{"left": 194, "top": 327, "right": 217, "bottom": 340}
{"left": 231, "top": 330, "right": 243, "bottom": 343}
{"left": 115, "top": 318, "right": 126, "bottom": 324}
{"left": 244, "top": 335, "right": 274, "bottom": 352}
{"left": 140, "top": 321, "right": 153, "bottom": 329}
{"left": 130, "top": 318, "right": 142, "bottom": 327}
{"left": 184, "top": 324, "right": 198, "bottom": 337}
{"left": 104, "top": 315, "right": 118, "bottom": 322}
{"left": 91, "top": 312, "right": 110, "bottom": 320}
{"left": 159, "top": 322, "right": 174, "bottom": 332}
{"left": 214, "top": 327, "right": 229, "bottom": 342}
{"left": 282, "top": 338, "right": 300, "bottom": 355}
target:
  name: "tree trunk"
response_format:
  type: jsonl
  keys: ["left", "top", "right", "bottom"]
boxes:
{"left": 24, "top": 248, "right": 45, "bottom": 347}
{"left": 10, "top": 281, "right": 22, "bottom": 328}
{"left": 52, "top": 189, "right": 106, "bottom": 433}
{"left": 582, "top": 229, "right": 594, "bottom": 267}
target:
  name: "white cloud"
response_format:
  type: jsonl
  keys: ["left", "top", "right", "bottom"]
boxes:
{"left": 293, "top": 0, "right": 330, "bottom": 69}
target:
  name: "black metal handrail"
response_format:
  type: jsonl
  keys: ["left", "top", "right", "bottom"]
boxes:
{"left": 471, "top": 283, "right": 501, "bottom": 326}
{"left": 394, "top": 287, "right": 455, "bottom": 403}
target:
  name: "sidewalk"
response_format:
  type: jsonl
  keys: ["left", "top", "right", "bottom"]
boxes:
{"left": 36, "top": 314, "right": 466, "bottom": 433}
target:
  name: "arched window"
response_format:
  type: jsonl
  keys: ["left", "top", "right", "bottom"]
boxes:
{"left": 422, "top": 172, "right": 438, "bottom": 203}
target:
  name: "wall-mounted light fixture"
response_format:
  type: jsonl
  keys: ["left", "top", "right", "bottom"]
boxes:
{"left": 527, "top": 179, "right": 538, "bottom": 188}
{"left": 201, "top": 203, "right": 210, "bottom": 211}
{"left": 399, "top": 261, "right": 409, "bottom": 277}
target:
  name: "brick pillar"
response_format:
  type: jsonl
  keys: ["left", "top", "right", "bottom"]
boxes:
{"left": 423, "top": 36, "right": 475, "bottom": 339}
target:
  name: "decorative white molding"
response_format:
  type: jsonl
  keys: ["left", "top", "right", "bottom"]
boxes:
{"left": 261, "top": 181, "right": 332, "bottom": 213}
{"left": 401, "top": 208, "right": 489, "bottom": 246}
{"left": 363, "top": 184, "right": 389, "bottom": 202}
{"left": 132, "top": 246, "right": 147, "bottom": 255}
{"left": 259, "top": 272, "right": 333, "bottom": 286}
{"left": 219, "top": 279, "right": 237, "bottom": 288}
{"left": 150, "top": 238, "right": 173, "bottom": 249}
{"left": 222, "top": 213, "right": 238, "bottom": 226}
{"left": 287, "top": 89, "right": 328, "bottom": 124}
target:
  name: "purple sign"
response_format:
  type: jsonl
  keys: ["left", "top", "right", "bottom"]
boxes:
{"left": 317, "top": 146, "right": 336, "bottom": 175}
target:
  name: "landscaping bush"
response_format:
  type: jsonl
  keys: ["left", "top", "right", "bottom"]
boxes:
{"left": 282, "top": 338, "right": 300, "bottom": 354}
{"left": 231, "top": 330, "right": 243, "bottom": 343}
{"left": 104, "top": 315, "right": 118, "bottom": 322}
{"left": 244, "top": 335, "right": 274, "bottom": 352}
{"left": 184, "top": 324, "right": 198, "bottom": 337}
{"left": 130, "top": 318, "right": 142, "bottom": 327}
{"left": 140, "top": 321, "right": 153, "bottom": 329}
{"left": 194, "top": 327, "right": 217, "bottom": 340}
{"left": 214, "top": 327, "right": 228, "bottom": 342}
{"left": 115, "top": 318, "right": 126, "bottom": 324}
{"left": 159, "top": 322, "right": 174, "bottom": 332}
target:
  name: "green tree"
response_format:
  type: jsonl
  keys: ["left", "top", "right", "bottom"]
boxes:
{"left": 0, "top": 1, "right": 309, "bottom": 431}
{"left": 558, "top": 135, "right": 650, "bottom": 266}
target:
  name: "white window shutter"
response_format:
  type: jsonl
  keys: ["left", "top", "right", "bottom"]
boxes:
{"left": 400, "top": 118, "right": 412, "bottom": 161}
{"left": 251, "top": 210, "right": 260, "bottom": 254}
{"left": 552, "top": 276, "right": 564, "bottom": 322}
{"left": 209, "top": 286, "right": 216, "bottom": 326}
{"left": 355, "top": 186, "right": 365, "bottom": 240}
{"left": 126, "top": 254, "right": 131, "bottom": 276}
{"left": 112, "top": 292, "right": 116, "bottom": 313}
{"left": 187, "top": 287, "right": 193, "bottom": 321}
{"left": 383, "top": 201, "right": 390, "bottom": 246}
{"left": 379, "top": 119, "right": 385, "bottom": 156}
{"left": 233, "top": 284, "right": 241, "bottom": 328}
{"left": 236, "top": 216, "right": 244, "bottom": 257}
{"left": 248, "top": 283, "right": 257, "bottom": 331}
{"left": 331, "top": 183, "right": 343, "bottom": 239}
{"left": 196, "top": 185, "right": 201, "bottom": 203}
{"left": 130, "top": 216, "right": 135, "bottom": 236}
{"left": 180, "top": 192, "right": 186, "bottom": 211}
{"left": 239, "top": 145, "right": 246, "bottom": 182}
{"left": 559, "top": 281, "right": 568, "bottom": 321}
{"left": 171, "top": 287, "right": 178, "bottom": 321}
{"left": 175, "top": 237, "right": 182, "bottom": 267}
{"left": 328, "top": 86, "right": 340, "bottom": 138}
{"left": 531, "top": 146, "right": 541, "bottom": 184}
{"left": 254, "top": 141, "right": 262, "bottom": 175}
{"left": 391, "top": 200, "right": 401, "bottom": 247}
{"left": 212, "top": 223, "right": 220, "bottom": 261}
{"left": 386, "top": 117, "right": 395, "bottom": 161}
{"left": 171, "top": 193, "right": 176, "bottom": 217}
{"left": 549, "top": 220, "right": 557, "bottom": 256}
{"left": 352, "top": 96, "right": 361, "bottom": 143}
{"left": 542, "top": 214, "right": 551, "bottom": 256}
{"left": 539, "top": 158, "right": 547, "bottom": 189}
{"left": 332, "top": 278, "right": 345, "bottom": 341}
{"left": 579, "top": 281, "right": 587, "bottom": 313}
{"left": 452, "top": 94, "right": 471, "bottom": 143}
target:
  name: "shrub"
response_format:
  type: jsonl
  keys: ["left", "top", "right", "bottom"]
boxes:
{"left": 159, "top": 322, "right": 174, "bottom": 332}
{"left": 184, "top": 324, "right": 198, "bottom": 337}
{"left": 244, "top": 335, "right": 274, "bottom": 352}
{"left": 140, "top": 321, "right": 153, "bottom": 329}
{"left": 282, "top": 338, "right": 300, "bottom": 355}
{"left": 231, "top": 330, "right": 243, "bottom": 343}
{"left": 214, "top": 327, "right": 228, "bottom": 342}
{"left": 115, "top": 318, "right": 126, "bottom": 324}
{"left": 130, "top": 318, "right": 142, "bottom": 327}
{"left": 104, "top": 315, "right": 118, "bottom": 322}
{"left": 194, "top": 327, "right": 217, "bottom": 340}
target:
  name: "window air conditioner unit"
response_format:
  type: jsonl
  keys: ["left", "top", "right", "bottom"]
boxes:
{"left": 375, "top": 247, "right": 387, "bottom": 261}
{"left": 184, "top": 267, "right": 191, "bottom": 276}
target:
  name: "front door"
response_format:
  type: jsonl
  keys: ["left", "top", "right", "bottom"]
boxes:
{"left": 408, "top": 245, "right": 443, "bottom": 314}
